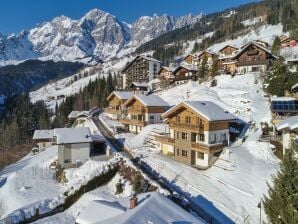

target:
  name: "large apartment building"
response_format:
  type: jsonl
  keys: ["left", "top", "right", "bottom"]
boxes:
{"left": 105, "top": 91, "right": 133, "bottom": 120}
{"left": 120, "top": 94, "right": 169, "bottom": 134}
{"left": 121, "top": 55, "right": 161, "bottom": 89}
{"left": 156, "top": 101, "right": 236, "bottom": 169}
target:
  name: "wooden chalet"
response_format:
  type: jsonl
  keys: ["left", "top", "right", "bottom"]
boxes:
{"left": 158, "top": 66, "right": 175, "bottom": 80}
{"left": 217, "top": 45, "right": 239, "bottom": 74}
{"left": 120, "top": 94, "right": 169, "bottom": 134}
{"left": 156, "top": 101, "right": 236, "bottom": 169}
{"left": 172, "top": 65, "right": 198, "bottom": 85}
{"left": 197, "top": 51, "right": 217, "bottom": 67}
{"left": 280, "top": 35, "right": 298, "bottom": 48}
{"left": 233, "top": 42, "right": 277, "bottom": 74}
{"left": 105, "top": 91, "right": 133, "bottom": 120}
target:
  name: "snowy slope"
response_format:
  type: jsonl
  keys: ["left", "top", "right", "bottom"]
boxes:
{"left": 119, "top": 73, "right": 279, "bottom": 223}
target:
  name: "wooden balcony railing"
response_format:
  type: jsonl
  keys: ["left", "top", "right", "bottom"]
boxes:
{"left": 155, "top": 135, "right": 175, "bottom": 145}
{"left": 127, "top": 108, "right": 146, "bottom": 114}
{"left": 191, "top": 142, "right": 223, "bottom": 153}
{"left": 120, "top": 118, "right": 147, "bottom": 127}
{"left": 104, "top": 108, "right": 122, "bottom": 115}
{"left": 170, "top": 122, "right": 204, "bottom": 132}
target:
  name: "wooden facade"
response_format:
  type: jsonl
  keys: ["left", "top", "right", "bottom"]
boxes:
{"left": 172, "top": 65, "right": 197, "bottom": 84}
{"left": 120, "top": 95, "right": 168, "bottom": 134}
{"left": 156, "top": 102, "right": 235, "bottom": 169}
{"left": 218, "top": 45, "right": 238, "bottom": 57}
{"left": 105, "top": 92, "right": 132, "bottom": 120}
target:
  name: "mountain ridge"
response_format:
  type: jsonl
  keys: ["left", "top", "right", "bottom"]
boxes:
{"left": 0, "top": 8, "right": 203, "bottom": 66}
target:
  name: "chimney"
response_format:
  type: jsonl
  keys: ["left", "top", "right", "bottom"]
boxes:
{"left": 129, "top": 195, "right": 138, "bottom": 209}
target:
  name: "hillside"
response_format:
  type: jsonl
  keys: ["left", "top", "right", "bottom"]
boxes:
{"left": 0, "top": 60, "right": 85, "bottom": 97}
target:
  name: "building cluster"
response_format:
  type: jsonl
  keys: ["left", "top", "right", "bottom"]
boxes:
{"left": 106, "top": 91, "right": 238, "bottom": 169}
{"left": 119, "top": 37, "right": 294, "bottom": 92}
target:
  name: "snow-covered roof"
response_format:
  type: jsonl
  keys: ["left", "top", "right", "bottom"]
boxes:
{"left": 68, "top": 111, "right": 89, "bottom": 119}
{"left": 76, "top": 200, "right": 126, "bottom": 224}
{"left": 271, "top": 96, "right": 296, "bottom": 102}
{"left": 130, "top": 82, "right": 150, "bottom": 88}
{"left": 122, "top": 55, "right": 161, "bottom": 72}
{"left": 276, "top": 115, "right": 298, "bottom": 131}
{"left": 158, "top": 66, "right": 175, "bottom": 73}
{"left": 172, "top": 64, "right": 198, "bottom": 74}
{"left": 291, "top": 83, "right": 298, "bottom": 91}
{"left": 163, "top": 101, "right": 237, "bottom": 121}
{"left": 124, "top": 94, "right": 170, "bottom": 107}
{"left": 218, "top": 45, "right": 238, "bottom": 52}
{"left": 234, "top": 41, "right": 278, "bottom": 59}
{"left": 53, "top": 127, "right": 92, "bottom": 144}
{"left": 76, "top": 192, "right": 203, "bottom": 224}
{"left": 33, "top": 129, "right": 54, "bottom": 140}
{"left": 107, "top": 91, "right": 133, "bottom": 101}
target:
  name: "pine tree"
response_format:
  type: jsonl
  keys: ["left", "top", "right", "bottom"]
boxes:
{"left": 272, "top": 36, "right": 281, "bottom": 55}
{"left": 263, "top": 144, "right": 298, "bottom": 224}
{"left": 192, "top": 42, "right": 200, "bottom": 53}
{"left": 209, "top": 58, "right": 219, "bottom": 77}
{"left": 197, "top": 55, "right": 208, "bottom": 79}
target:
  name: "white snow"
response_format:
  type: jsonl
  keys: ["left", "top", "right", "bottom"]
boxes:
{"left": 241, "top": 17, "right": 263, "bottom": 27}
{"left": 118, "top": 73, "right": 279, "bottom": 223}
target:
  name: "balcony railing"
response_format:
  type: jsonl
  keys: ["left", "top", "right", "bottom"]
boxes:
{"left": 191, "top": 142, "right": 223, "bottom": 153}
{"left": 155, "top": 135, "right": 175, "bottom": 145}
{"left": 170, "top": 122, "right": 204, "bottom": 132}
{"left": 104, "top": 108, "right": 122, "bottom": 115}
{"left": 127, "top": 108, "right": 146, "bottom": 114}
{"left": 120, "top": 118, "right": 147, "bottom": 127}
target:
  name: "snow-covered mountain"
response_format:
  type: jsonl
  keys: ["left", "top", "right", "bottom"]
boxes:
{"left": 0, "top": 9, "right": 202, "bottom": 65}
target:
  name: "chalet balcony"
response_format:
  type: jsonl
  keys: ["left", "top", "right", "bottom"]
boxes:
{"left": 170, "top": 122, "right": 204, "bottom": 133}
{"left": 127, "top": 108, "right": 146, "bottom": 114}
{"left": 120, "top": 118, "right": 147, "bottom": 127}
{"left": 191, "top": 142, "right": 223, "bottom": 154}
{"left": 236, "top": 59, "right": 269, "bottom": 66}
{"left": 155, "top": 135, "right": 175, "bottom": 145}
{"left": 104, "top": 108, "right": 122, "bottom": 115}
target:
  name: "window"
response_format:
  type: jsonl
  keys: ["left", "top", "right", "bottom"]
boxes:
{"left": 210, "top": 134, "right": 216, "bottom": 144}
{"left": 181, "top": 132, "right": 188, "bottom": 140}
{"left": 64, "top": 159, "right": 71, "bottom": 163}
{"left": 182, "top": 150, "right": 188, "bottom": 157}
{"left": 197, "top": 152, "right": 204, "bottom": 159}
{"left": 185, "top": 116, "right": 191, "bottom": 124}
{"left": 198, "top": 134, "right": 205, "bottom": 142}
{"left": 176, "top": 116, "right": 181, "bottom": 122}
{"left": 191, "top": 133, "right": 196, "bottom": 142}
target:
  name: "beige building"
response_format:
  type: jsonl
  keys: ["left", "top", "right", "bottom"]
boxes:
{"left": 156, "top": 101, "right": 236, "bottom": 169}
{"left": 33, "top": 129, "right": 54, "bottom": 150}
{"left": 120, "top": 94, "right": 170, "bottom": 134}
{"left": 276, "top": 115, "right": 298, "bottom": 155}
{"left": 55, "top": 127, "right": 93, "bottom": 168}
{"left": 105, "top": 91, "right": 133, "bottom": 120}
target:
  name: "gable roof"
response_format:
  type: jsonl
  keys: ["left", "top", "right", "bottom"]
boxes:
{"left": 276, "top": 115, "right": 298, "bottom": 131}
{"left": 197, "top": 50, "right": 217, "bottom": 58}
{"left": 158, "top": 66, "right": 175, "bottom": 74}
{"left": 107, "top": 91, "right": 133, "bottom": 101}
{"left": 172, "top": 64, "right": 198, "bottom": 74}
{"left": 33, "top": 129, "right": 54, "bottom": 140}
{"left": 76, "top": 192, "right": 203, "bottom": 224}
{"left": 218, "top": 45, "right": 238, "bottom": 53}
{"left": 234, "top": 41, "right": 278, "bottom": 59}
{"left": 162, "top": 101, "right": 237, "bottom": 121}
{"left": 54, "top": 127, "right": 92, "bottom": 144}
{"left": 122, "top": 55, "right": 161, "bottom": 73}
{"left": 124, "top": 94, "right": 169, "bottom": 107}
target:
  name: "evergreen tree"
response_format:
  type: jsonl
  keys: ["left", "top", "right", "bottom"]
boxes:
{"left": 209, "top": 58, "right": 219, "bottom": 77}
{"left": 272, "top": 36, "right": 281, "bottom": 55}
{"left": 263, "top": 144, "right": 298, "bottom": 224}
{"left": 197, "top": 56, "right": 208, "bottom": 79}
{"left": 192, "top": 42, "right": 200, "bottom": 53}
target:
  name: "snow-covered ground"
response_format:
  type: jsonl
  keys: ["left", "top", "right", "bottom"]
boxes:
{"left": 117, "top": 73, "right": 279, "bottom": 223}
{"left": 0, "top": 146, "right": 62, "bottom": 217}
{"left": 208, "top": 24, "right": 284, "bottom": 53}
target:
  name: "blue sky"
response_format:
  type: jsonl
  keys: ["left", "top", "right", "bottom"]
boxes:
{"left": 0, "top": 0, "right": 260, "bottom": 34}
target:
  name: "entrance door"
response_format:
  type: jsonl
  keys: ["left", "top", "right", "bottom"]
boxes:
{"left": 191, "top": 150, "right": 196, "bottom": 165}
